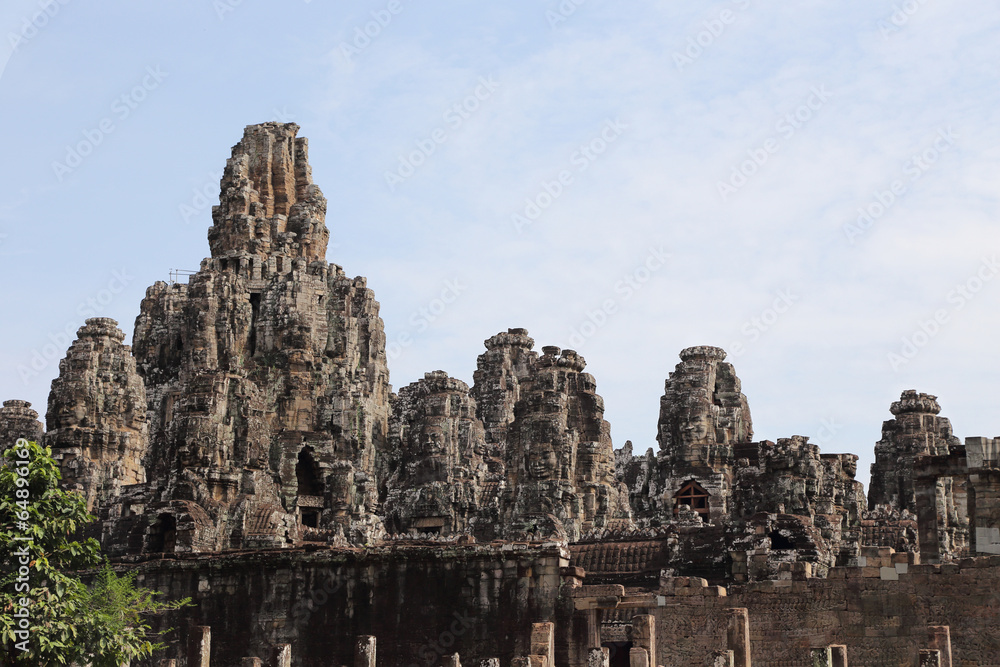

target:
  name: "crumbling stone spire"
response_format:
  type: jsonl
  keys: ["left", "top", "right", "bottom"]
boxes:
{"left": 383, "top": 371, "right": 488, "bottom": 536}
{"left": 869, "top": 390, "right": 961, "bottom": 513}
{"left": 657, "top": 346, "right": 753, "bottom": 470}
{"left": 44, "top": 318, "right": 148, "bottom": 513}
{"left": 0, "top": 400, "right": 44, "bottom": 446}
{"left": 471, "top": 328, "right": 537, "bottom": 460}
{"left": 208, "top": 122, "right": 329, "bottom": 265}
{"left": 127, "top": 123, "right": 390, "bottom": 551}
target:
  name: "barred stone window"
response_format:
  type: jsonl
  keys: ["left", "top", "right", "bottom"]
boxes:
{"left": 674, "top": 480, "right": 710, "bottom": 518}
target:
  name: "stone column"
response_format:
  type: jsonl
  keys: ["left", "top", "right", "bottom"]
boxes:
{"left": 632, "top": 614, "right": 656, "bottom": 666}
{"left": 915, "top": 475, "right": 941, "bottom": 562}
{"left": 829, "top": 645, "right": 847, "bottom": 667}
{"left": 531, "top": 622, "right": 555, "bottom": 666}
{"left": 725, "top": 608, "right": 751, "bottom": 667}
{"left": 187, "top": 626, "right": 211, "bottom": 667}
{"left": 928, "top": 626, "right": 952, "bottom": 667}
{"left": 275, "top": 644, "right": 292, "bottom": 667}
{"left": 810, "top": 647, "right": 831, "bottom": 667}
{"left": 241, "top": 659, "right": 262, "bottom": 667}
{"left": 919, "top": 650, "right": 942, "bottom": 667}
{"left": 588, "top": 647, "right": 610, "bottom": 667}
{"left": 356, "top": 635, "right": 377, "bottom": 667}
{"left": 629, "top": 647, "right": 650, "bottom": 667}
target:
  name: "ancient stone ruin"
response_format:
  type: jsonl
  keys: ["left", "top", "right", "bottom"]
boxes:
{"left": 4, "top": 123, "right": 1000, "bottom": 666}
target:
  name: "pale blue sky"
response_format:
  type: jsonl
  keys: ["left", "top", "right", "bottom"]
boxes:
{"left": 2, "top": 1, "right": 999, "bottom": 490}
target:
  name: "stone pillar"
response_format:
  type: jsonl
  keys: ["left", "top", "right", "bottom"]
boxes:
{"left": 632, "top": 614, "right": 656, "bottom": 666}
{"left": 725, "top": 608, "right": 751, "bottom": 667}
{"left": 275, "top": 644, "right": 292, "bottom": 667}
{"left": 588, "top": 647, "right": 610, "bottom": 667}
{"left": 928, "top": 626, "right": 952, "bottom": 667}
{"left": 586, "top": 610, "right": 601, "bottom": 650}
{"left": 708, "top": 651, "right": 734, "bottom": 667}
{"left": 241, "top": 660, "right": 262, "bottom": 667}
{"left": 915, "top": 474, "right": 941, "bottom": 562}
{"left": 829, "top": 645, "right": 847, "bottom": 667}
{"left": 356, "top": 635, "right": 377, "bottom": 667}
{"left": 531, "top": 622, "right": 555, "bottom": 666}
{"left": 629, "top": 647, "right": 650, "bottom": 667}
{"left": 443, "top": 654, "right": 461, "bottom": 667}
{"left": 919, "top": 650, "right": 942, "bottom": 667}
{"left": 187, "top": 626, "right": 211, "bottom": 667}
{"left": 810, "top": 647, "right": 831, "bottom": 667}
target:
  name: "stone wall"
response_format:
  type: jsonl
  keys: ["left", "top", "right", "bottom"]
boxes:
{"left": 569, "top": 556, "right": 1000, "bottom": 667}
{"left": 130, "top": 543, "right": 568, "bottom": 667}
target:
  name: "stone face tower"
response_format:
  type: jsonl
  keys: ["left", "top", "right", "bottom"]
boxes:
{"left": 0, "top": 400, "right": 44, "bottom": 447}
{"left": 869, "top": 390, "right": 961, "bottom": 513}
{"left": 502, "top": 346, "right": 631, "bottom": 541}
{"left": 383, "top": 371, "right": 488, "bottom": 536}
{"left": 44, "top": 318, "right": 148, "bottom": 515}
{"left": 128, "top": 122, "right": 391, "bottom": 551}
{"left": 652, "top": 346, "right": 752, "bottom": 522}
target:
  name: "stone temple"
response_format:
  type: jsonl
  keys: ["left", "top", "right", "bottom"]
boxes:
{"left": 3, "top": 123, "right": 999, "bottom": 666}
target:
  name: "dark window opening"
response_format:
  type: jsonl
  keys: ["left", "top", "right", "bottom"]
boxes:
{"left": 296, "top": 447, "right": 325, "bottom": 496}
{"left": 769, "top": 529, "right": 796, "bottom": 550}
{"left": 602, "top": 642, "right": 632, "bottom": 667}
{"left": 674, "top": 480, "right": 710, "bottom": 518}
{"left": 248, "top": 292, "right": 261, "bottom": 357}
{"left": 301, "top": 509, "right": 320, "bottom": 528}
{"left": 149, "top": 514, "right": 177, "bottom": 553}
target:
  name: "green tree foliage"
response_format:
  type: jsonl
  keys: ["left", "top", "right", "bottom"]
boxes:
{"left": 0, "top": 440, "right": 189, "bottom": 665}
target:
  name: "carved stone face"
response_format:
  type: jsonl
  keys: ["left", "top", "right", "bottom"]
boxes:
{"left": 413, "top": 423, "right": 447, "bottom": 458}
{"left": 579, "top": 443, "right": 602, "bottom": 476}
{"left": 842, "top": 455, "right": 858, "bottom": 479}
{"left": 528, "top": 442, "right": 558, "bottom": 480}
{"left": 679, "top": 412, "right": 712, "bottom": 446}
